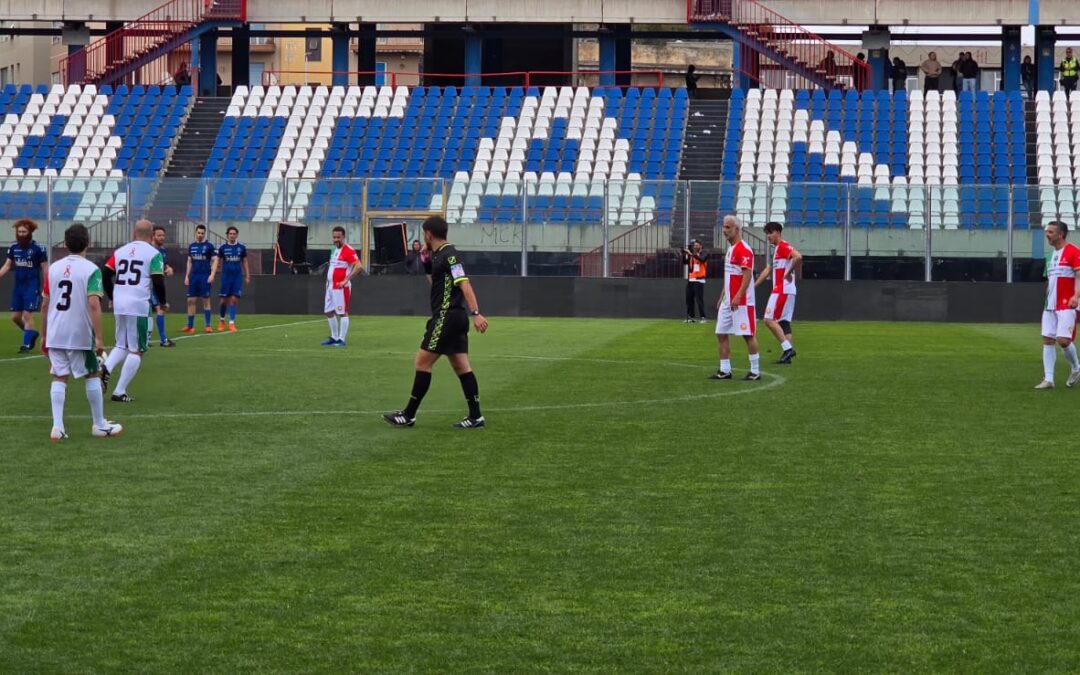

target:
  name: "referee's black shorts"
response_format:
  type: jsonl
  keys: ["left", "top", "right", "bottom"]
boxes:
{"left": 421, "top": 309, "right": 470, "bottom": 355}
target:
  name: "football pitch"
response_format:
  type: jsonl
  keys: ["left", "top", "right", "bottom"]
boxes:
{"left": 1, "top": 314, "right": 1079, "bottom": 670}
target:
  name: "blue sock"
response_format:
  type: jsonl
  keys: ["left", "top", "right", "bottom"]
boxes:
{"left": 156, "top": 314, "right": 167, "bottom": 341}
{"left": 22, "top": 328, "right": 32, "bottom": 347}
{"left": 186, "top": 315, "right": 194, "bottom": 329}
{"left": 204, "top": 310, "right": 212, "bottom": 327}
{"left": 228, "top": 305, "right": 237, "bottom": 322}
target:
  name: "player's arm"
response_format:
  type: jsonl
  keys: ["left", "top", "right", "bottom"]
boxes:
{"left": 786, "top": 247, "right": 803, "bottom": 281}
{"left": 185, "top": 254, "right": 192, "bottom": 285}
{"left": 731, "top": 265, "right": 753, "bottom": 309}
{"left": 209, "top": 250, "right": 219, "bottom": 282}
{"left": 150, "top": 253, "right": 168, "bottom": 309}
{"left": 102, "top": 258, "right": 116, "bottom": 301}
{"left": 38, "top": 271, "right": 49, "bottom": 354}
{"left": 242, "top": 254, "right": 251, "bottom": 284}
{"left": 458, "top": 279, "right": 488, "bottom": 334}
{"left": 341, "top": 260, "right": 363, "bottom": 288}
{"left": 0, "top": 254, "right": 11, "bottom": 279}
{"left": 754, "top": 264, "right": 772, "bottom": 288}
{"left": 1070, "top": 266, "right": 1080, "bottom": 309}
{"left": 87, "top": 268, "right": 105, "bottom": 353}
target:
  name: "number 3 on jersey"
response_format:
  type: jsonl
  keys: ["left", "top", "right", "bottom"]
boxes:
{"left": 55, "top": 279, "right": 73, "bottom": 311}
{"left": 114, "top": 259, "right": 144, "bottom": 286}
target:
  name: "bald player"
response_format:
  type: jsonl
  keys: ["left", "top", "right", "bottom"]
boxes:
{"left": 101, "top": 219, "right": 168, "bottom": 403}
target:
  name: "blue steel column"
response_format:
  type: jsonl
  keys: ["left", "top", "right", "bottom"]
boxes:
{"left": 864, "top": 27, "right": 890, "bottom": 92}
{"left": 331, "top": 23, "right": 350, "bottom": 87}
{"left": 599, "top": 29, "right": 617, "bottom": 86}
{"left": 1002, "top": 26, "right": 1022, "bottom": 93}
{"left": 464, "top": 32, "right": 482, "bottom": 87}
{"left": 1035, "top": 26, "right": 1056, "bottom": 93}
{"left": 198, "top": 29, "right": 218, "bottom": 96}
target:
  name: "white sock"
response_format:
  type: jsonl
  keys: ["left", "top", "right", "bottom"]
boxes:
{"left": 1044, "top": 345, "right": 1056, "bottom": 382}
{"left": 338, "top": 316, "right": 350, "bottom": 341}
{"left": 105, "top": 348, "right": 127, "bottom": 372}
{"left": 327, "top": 316, "right": 339, "bottom": 340}
{"left": 50, "top": 381, "right": 67, "bottom": 431}
{"left": 86, "top": 378, "right": 107, "bottom": 428}
{"left": 780, "top": 339, "right": 793, "bottom": 351}
{"left": 749, "top": 353, "right": 761, "bottom": 375}
{"left": 1064, "top": 344, "right": 1080, "bottom": 371}
{"left": 720, "top": 359, "right": 731, "bottom": 373}
{"left": 114, "top": 353, "right": 142, "bottom": 396}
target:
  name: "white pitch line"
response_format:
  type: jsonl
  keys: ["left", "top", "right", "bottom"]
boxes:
{"left": 0, "top": 318, "right": 324, "bottom": 365}
{"left": 0, "top": 372, "right": 786, "bottom": 421}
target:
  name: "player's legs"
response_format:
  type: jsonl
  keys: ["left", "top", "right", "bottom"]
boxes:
{"left": 202, "top": 294, "right": 213, "bottom": 330}
{"left": 1054, "top": 310, "right": 1080, "bottom": 385}
{"left": 109, "top": 316, "right": 147, "bottom": 401}
{"left": 337, "top": 288, "right": 351, "bottom": 343}
{"left": 47, "top": 351, "right": 73, "bottom": 438}
{"left": 185, "top": 295, "right": 197, "bottom": 332}
{"left": 694, "top": 284, "right": 706, "bottom": 321}
{"left": 324, "top": 286, "right": 341, "bottom": 344}
{"left": 684, "top": 283, "right": 695, "bottom": 321}
{"left": 386, "top": 349, "right": 441, "bottom": 423}
{"left": 448, "top": 352, "right": 483, "bottom": 425}
{"left": 1040, "top": 311, "right": 1059, "bottom": 387}
{"left": 10, "top": 310, "right": 23, "bottom": 330}
{"left": 154, "top": 304, "right": 172, "bottom": 346}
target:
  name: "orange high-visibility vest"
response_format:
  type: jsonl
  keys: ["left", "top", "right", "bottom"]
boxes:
{"left": 688, "top": 256, "right": 707, "bottom": 280}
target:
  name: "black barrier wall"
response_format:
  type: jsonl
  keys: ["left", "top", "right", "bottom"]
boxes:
{"left": 1, "top": 276, "right": 1044, "bottom": 323}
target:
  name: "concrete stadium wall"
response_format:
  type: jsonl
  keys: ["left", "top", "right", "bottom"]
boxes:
{"left": 1, "top": 275, "right": 1042, "bottom": 323}
{"left": 726, "top": 0, "right": 1036, "bottom": 26}
{"left": 0, "top": 0, "right": 685, "bottom": 24}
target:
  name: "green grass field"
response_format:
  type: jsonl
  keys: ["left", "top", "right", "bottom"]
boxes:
{"left": 1, "top": 314, "right": 1079, "bottom": 671}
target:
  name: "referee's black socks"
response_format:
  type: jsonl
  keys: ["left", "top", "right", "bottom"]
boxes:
{"left": 403, "top": 370, "right": 432, "bottom": 417}
{"left": 458, "top": 371, "right": 482, "bottom": 418}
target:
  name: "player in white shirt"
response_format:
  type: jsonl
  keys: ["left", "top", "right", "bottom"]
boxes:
{"left": 754, "top": 221, "right": 802, "bottom": 364}
{"left": 101, "top": 219, "right": 168, "bottom": 403}
{"left": 322, "top": 226, "right": 364, "bottom": 347}
{"left": 709, "top": 215, "right": 762, "bottom": 381}
{"left": 39, "top": 224, "right": 122, "bottom": 440}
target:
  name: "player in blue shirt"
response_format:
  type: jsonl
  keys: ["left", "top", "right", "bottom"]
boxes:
{"left": 182, "top": 224, "right": 217, "bottom": 334}
{"left": 216, "top": 226, "right": 250, "bottom": 332}
{"left": 149, "top": 225, "right": 176, "bottom": 347}
{"left": 0, "top": 219, "right": 48, "bottom": 352}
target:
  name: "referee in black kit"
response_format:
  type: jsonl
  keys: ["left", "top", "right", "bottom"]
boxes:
{"left": 384, "top": 215, "right": 490, "bottom": 429}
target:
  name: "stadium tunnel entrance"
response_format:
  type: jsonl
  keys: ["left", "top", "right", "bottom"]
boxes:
{"left": 423, "top": 24, "right": 577, "bottom": 88}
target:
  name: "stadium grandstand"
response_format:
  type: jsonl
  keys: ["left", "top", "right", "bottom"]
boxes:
{"left": 0, "top": 0, "right": 1075, "bottom": 283}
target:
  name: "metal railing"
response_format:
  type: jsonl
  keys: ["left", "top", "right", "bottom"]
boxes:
{"left": 60, "top": 0, "right": 246, "bottom": 86}
{"left": 690, "top": 0, "right": 870, "bottom": 91}
{"left": 11, "top": 176, "right": 1049, "bottom": 282}
{"left": 260, "top": 69, "right": 665, "bottom": 88}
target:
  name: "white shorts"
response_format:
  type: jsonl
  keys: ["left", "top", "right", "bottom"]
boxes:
{"left": 114, "top": 314, "right": 150, "bottom": 353}
{"left": 764, "top": 293, "right": 796, "bottom": 322}
{"left": 49, "top": 348, "right": 101, "bottom": 379}
{"left": 324, "top": 285, "right": 352, "bottom": 315}
{"left": 715, "top": 304, "right": 757, "bottom": 336}
{"left": 1042, "top": 309, "right": 1078, "bottom": 341}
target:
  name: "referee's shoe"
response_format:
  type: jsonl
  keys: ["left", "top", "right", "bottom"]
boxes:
{"left": 453, "top": 415, "right": 485, "bottom": 429}
{"left": 382, "top": 410, "right": 415, "bottom": 427}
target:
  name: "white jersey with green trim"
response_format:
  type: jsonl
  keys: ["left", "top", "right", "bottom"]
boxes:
{"left": 111, "top": 240, "right": 164, "bottom": 317}
{"left": 44, "top": 254, "right": 103, "bottom": 350}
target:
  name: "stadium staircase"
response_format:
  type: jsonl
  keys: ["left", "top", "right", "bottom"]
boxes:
{"left": 1024, "top": 98, "right": 1043, "bottom": 226}
{"left": 60, "top": 0, "right": 246, "bottom": 86}
{"left": 689, "top": 0, "right": 868, "bottom": 91}
{"left": 671, "top": 96, "right": 731, "bottom": 249}
{"left": 149, "top": 96, "right": 231, "bottom": 227}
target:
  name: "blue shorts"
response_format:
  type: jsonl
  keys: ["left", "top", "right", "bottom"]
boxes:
{"left": 220, "top": 274, "right": 244, "bottom": 298}
{"left": 10, "top": 284, "right": 41, "bottom": 313}
{"left": 187, "top": 276, "right": 211, "bottom": 298}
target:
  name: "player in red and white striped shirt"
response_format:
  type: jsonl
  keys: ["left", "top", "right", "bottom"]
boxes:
{"left": 1037, "top": 220, "right": 1080, "bottom": 389}
{"left": 322, "top": 226, "right": 364, "bottom": 347}
{"left": 754, "top": 221, "right": 802, "bottom": 365}
{"left": 709, "top": 216, "right": 762, "bottom": 381}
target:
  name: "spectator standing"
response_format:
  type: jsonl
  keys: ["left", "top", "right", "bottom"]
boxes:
{"left": 1061, "top": 47, "right": 1078, "bottom": 94}
{"left": 1021, "top": 55, "right": 1035, "bottom": 100}
{"left": 405, "top": 240, "right": 424, "bottom": 275}
{"left": 854, "top": 53, "right": 868, "bottom": 92}
{"left": 819, "top": 52, "right": 837, "bottom": 78}
{"left": 921, "top": 52, "right": 941, "bottom": 92}
{"left": 959, "top": 52, "right": 979, "bottom": 94}
{"left": 891, "top": 56, "right": 908, "bottom": 93}
{"left": 952, "top": 53, "right": 965, "bottom": 93}
{"left": 685, "top": 65, "right": 700, "bottom": 98}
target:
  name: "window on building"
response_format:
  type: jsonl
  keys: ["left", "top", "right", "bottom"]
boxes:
{"left": 305, "top": 31, "right": 322, "bottom": 62}
{"left": 251, "top": 23, "right": 269, "bottom": 46}
{"left": 0, "top": 67, "right": 9, "bottom": 86}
